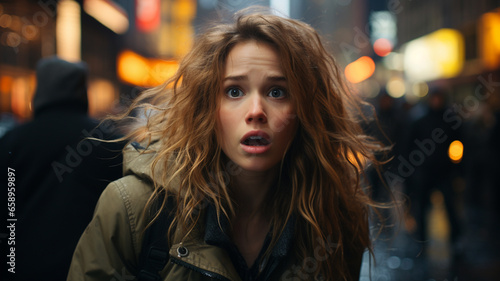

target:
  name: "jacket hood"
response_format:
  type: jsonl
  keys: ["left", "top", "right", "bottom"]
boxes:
{"left": 32, "top": 56, "right": 89, "bottom": 115}
{"left": 122, "top": 141, "right": 180, "bottom": 190}
{"left": 123, "top": 142, "right": 157, "bottom": 183}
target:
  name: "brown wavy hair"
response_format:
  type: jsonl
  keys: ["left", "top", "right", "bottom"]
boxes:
{"left": 120, "top": 10, "right": 386, "bottom": 281}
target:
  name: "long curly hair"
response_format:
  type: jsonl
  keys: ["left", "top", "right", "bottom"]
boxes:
{"left": 119, "top": 10, "right": 386, "bottom": 281}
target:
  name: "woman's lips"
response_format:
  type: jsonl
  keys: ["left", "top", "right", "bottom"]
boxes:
{"left": 241, "top": 143, "right": 271, "bottom": 154}
{"left": 240, "top": 131, "right": 271, "bottom": 154}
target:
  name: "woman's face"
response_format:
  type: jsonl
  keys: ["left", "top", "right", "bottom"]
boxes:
{"left": 217, "top": 40, "right": 298, "bottom": 172}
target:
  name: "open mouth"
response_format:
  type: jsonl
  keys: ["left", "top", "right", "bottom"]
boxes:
{"left": 242, "top": 136, "right": 270, "bottom": 146}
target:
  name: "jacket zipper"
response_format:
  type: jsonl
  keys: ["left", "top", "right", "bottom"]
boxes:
{"left": 170, "top": 256, "right": 233, "bottom": 281}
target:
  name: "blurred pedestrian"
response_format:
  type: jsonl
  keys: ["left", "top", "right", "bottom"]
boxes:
{"left": 0, "top": 56, "right": 124, "bottom": 281}
{"left": 486, "top": 89, "right": 500, "bottom": 219}
{"left": 406, "top": 88, "right": 462, "bottom": 268}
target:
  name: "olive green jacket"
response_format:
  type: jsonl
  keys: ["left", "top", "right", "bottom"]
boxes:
{"left": 67, "top": 143, "right": 363, "bottom": 281}
{"left": 67, "top": 143, "right": 247, "bottom": 281}
{"left": 67, "top": 144, "right": 292, "bottom": 281}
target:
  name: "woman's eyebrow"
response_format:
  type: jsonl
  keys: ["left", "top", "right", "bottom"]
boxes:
{"left": 223, "top": 75, "right": 286, "bottom": 81}
{"left": 223, "top": 75, "right": 246, "bottom": 82}
{"left": 222, "top": 75, "right": 287, "bottom": 83}
{"left": 267, "top": 75, "right": 287, "bottom": 82}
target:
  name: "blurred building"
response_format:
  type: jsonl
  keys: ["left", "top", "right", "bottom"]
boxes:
{"left": 395, "top": 0, "right": 500, "bottom": 96}
{"left": 348, "top": 0, "right": 500, "bottom": 102}
{"left": 2, "top": 0, "right": 499, "bottom": 121}
{"left": 0, "top": 0, "right": 127, "bottom": 124}
{"left": 0, "top": 0, "right": 371, "bottom": 125}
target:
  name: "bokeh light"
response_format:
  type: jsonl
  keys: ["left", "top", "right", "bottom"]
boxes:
{"left": 345, "top": 56, "right": 376, "bottom": 84}
{"left": 386, "top": 76, "right": 406, "bottom": 98}
{"left": 448, "top": 140, "right": 464, "bottom": 163}
{"left": 412, "top": 81, "right": 429, "bottom": 97}
{"left": 404, "top": 28, "right": 464, "bottom": 82}
{"left": 117, "top": 50, "right": 179, "bottom": 87}
{"left": 373, "top": 38, "right": 393, "bottom": 57}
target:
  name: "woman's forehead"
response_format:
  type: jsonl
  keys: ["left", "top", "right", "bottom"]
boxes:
{"left": 224, "top": 41, "right": 282, "bottom": 76}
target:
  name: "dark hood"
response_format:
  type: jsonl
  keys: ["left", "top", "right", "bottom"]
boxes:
{"left": 32, "top": 56, "right": 89, "bottom": 116}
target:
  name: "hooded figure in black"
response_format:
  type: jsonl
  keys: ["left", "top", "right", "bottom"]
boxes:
{"left": 0, "top": 56, "right": 124, "bottom": 280}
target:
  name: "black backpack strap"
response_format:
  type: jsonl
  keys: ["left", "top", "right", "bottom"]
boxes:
{"left": 137, "top": 194, "right": 176, "bottom": 281}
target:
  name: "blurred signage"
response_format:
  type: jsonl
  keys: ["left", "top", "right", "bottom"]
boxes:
{"left": 58, "top": 0, "right": 81, "bottom": 61}
{"left": 84, "top": 0, "right": 129, "bottom": 34}
{"left": 478, "top": 9, "right": 500, "bottom": 70}
{"left": 136, "top": 0, "right": 160, "bottom": 32}
{"left": 403, "top": 28, "right": 464, "bottom": 82}
{"left": 117, "top": 50, "right": 179, "bottom": 87}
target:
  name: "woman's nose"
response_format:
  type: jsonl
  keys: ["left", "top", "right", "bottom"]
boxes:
{"left": 245, "top": 94, "right": 267, "bottom": 124}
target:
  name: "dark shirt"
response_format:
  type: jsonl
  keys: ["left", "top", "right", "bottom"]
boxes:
{"left": 204, "top": 205, "right": 295, "bottom": 281}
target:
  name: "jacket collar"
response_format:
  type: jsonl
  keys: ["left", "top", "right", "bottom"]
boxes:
{"left": 167, "top": 210, "right": 242, "bottom": 281}
{"left": 168, "top": 204, "right": 295, "bottom": 281}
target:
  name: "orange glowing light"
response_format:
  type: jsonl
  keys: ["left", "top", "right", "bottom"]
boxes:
{"left": 172, "top": 0, "right": 196, "bottom": 22}
{"left": 87, "top": 79, "right": 117, "bottom": 117}
{"left": 479, "top": 10, "right": 500, "bottom": 70}
{"left": 345, "top": 56, "right": 376, "bottom": 84}
{"left": 448, "top": 140, "right": 464, "bottom": 163}
{"left": 373, "top": 38, "right": 393, "bottom": 57}
{"left": 117, "top": 50, "right": 179, "bottom": 87}
{"left": 0, "top": 76, "right": 13, "bottom": 112}
{"left": 117, "top": 50, "right": 149, "bottom": 86}
{"left": 0, "top": 75, "right": 13, "bottom": 94}
{"left": 11, "top": 77, "right": 29, "bottom": 119}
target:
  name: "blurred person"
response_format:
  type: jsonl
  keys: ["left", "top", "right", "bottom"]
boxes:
{"left": 461, "top": 99, "right": 495, "bottom": 214}
{"left": 0, "top": 56, "right": 124, "bottom": 281}
{"left": 463, "top": 85, "right": 500, "bottom": 253}
{"left": 486, "top": 87, "right": 500, "bottom": 219}
{"left": 406, "top": 88, "right": 462, "bottom": 275}
{"left": 67, "top": 10, "right": 391, "bottom": 281}
{"left": 458, "top": 95, "right": 499, "bottom": 280}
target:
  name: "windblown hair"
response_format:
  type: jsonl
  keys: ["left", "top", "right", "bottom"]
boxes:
{"left": 120, "top": 10, "right": 385, "bottom": 281}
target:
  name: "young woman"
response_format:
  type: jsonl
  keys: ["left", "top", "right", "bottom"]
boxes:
{"left": 68, "top": 10, "right": 385, "bottom": 281}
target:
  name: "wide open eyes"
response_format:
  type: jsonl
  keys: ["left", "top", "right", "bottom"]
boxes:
{"left": 268, "top": 88, "right": 286, "bottom": 99}
{"left": 224, "top": 87, "right": 287, "bottom": 99}
{"left": 226, "top": 87, "right": 244, "bottom": 98}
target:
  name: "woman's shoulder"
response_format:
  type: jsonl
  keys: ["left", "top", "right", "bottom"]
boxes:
{"left": 67, "top": 175, "right": 156, "bottom": 280}
{"left": 106, "top": 174, "right": 155, "bottom": 214}
{"left": 93, "top": 174, "right": 154, "bottom": 252}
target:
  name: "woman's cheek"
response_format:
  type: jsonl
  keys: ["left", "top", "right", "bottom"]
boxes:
{"left": 272, "top": 110, "right": 297, "bottom": 133}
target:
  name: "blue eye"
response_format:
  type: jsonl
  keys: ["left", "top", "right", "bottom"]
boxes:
{"left": 226, "top": 88, "right": 244, "bottom": 98}
{"left": 268, "top": 88, "right": 286, "bottom": 98}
